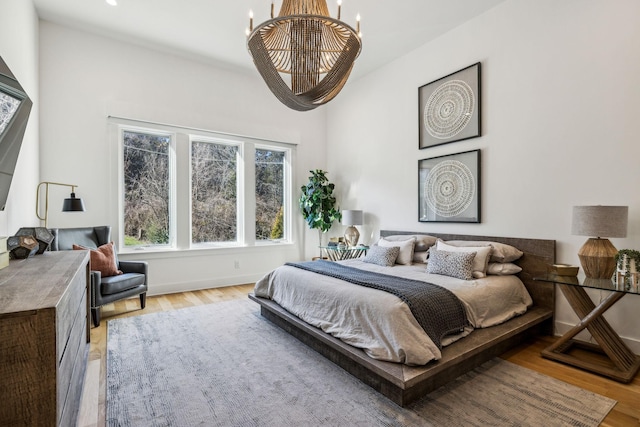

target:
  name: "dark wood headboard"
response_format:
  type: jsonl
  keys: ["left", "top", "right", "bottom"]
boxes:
{"left": 380, "top": 230, "right": 556, "bottom": 312}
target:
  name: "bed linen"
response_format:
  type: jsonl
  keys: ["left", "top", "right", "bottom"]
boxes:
{"left": 253, "top": 259, "right": 532, "bottom": 365}
{"left": 285, "top": 260, "right": 469, "bottom": 349}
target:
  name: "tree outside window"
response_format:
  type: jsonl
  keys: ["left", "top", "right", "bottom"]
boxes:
{"left": 191, "top": 141, "right": 238, "bottom": 244}
{"left": 123, "top": 130, "right": 170, "bottom": 247}
{"left": 255, "top": 148, "right": 285, "bottom": 241}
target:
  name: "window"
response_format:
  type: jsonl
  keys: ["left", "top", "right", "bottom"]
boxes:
{"left": 122, "top": 130, "right": 171, "bottom": 247}
{"left": 255, "top": 148, "right": 286, "bottom": 241}
{"left": 191, "top": 141, "right": 239, "bottom": 244}
{"left": 116, "top": 119, "right": 293, "bottom": 251}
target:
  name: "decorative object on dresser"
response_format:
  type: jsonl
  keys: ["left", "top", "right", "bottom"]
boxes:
{"left": 36, "top": 181, "right": 86, "bottom": 228}
{"left": 418, "top": 149, "right": 480, "bottom": 223}
{"left": 0, "top": 250, "right": 90, "bottom": 426}
{"left": 246, "top": 0, "right": 362, "bottom": 111}
{"left": 419, "top": 62, "right": 481, "bottom": 149}
{"left": 49, "top": 226, "right": 148, "bottom": 327}
{"left": 341, "top": 209, "right": 363, "bottom": 246}
{"left": 299, "top": 170, "right": 341, "bottom": 259}
{"left": 571, "top": 205, "right": 628, "bottom": 279}
{"left": 15, "top": 226, "right": 55, "bottom": 254}
{"left": 7, "top": 234, "right": 38, "bottom": 259}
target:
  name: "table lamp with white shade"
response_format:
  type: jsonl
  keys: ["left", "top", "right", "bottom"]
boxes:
{"left": 342, "top": 210, "right": 363, "bottom": 247}
{"left": 571, "top": 205, "right": 628, "bottom": 279}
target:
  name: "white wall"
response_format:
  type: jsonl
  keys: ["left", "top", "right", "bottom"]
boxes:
{"left": 38, "top": 22, "right": 327, "bottom": 294}
{"left": 0, "top": 0, "right": 39, "bottom": 235}
{"left": 327, "top": 0, "right": 640, "bottom": 351}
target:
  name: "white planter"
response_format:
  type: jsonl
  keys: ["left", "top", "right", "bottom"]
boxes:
{"left": 616, "top": 254, "right": 639, "bottom": 291}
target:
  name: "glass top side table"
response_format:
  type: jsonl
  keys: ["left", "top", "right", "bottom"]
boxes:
{"left": 319, "top": 245, "right": 368, "bottom": 261}
{"left": 534, "top": 273, "right": 640, "bottom": 383}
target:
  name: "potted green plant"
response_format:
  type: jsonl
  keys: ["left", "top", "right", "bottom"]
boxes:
{"left": 299, "top": 170, "right": 341, "bottom": 259}
{"left": 614, "top": 249, "right": 640, "bottom": 286}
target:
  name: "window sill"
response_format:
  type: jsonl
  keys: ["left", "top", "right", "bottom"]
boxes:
{"left": 117, "top": 241, "right": 295, "bottom": 259}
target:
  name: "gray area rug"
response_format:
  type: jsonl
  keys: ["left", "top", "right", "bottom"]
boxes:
{"left": 107, "top": 298, "right": 616, "bottom": 427}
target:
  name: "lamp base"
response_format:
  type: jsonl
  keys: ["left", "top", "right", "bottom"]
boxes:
{"left": 344, "top": 226, "right": 360, "bottom": 247}
{"left": 578, "top": 238, "right": 617, "bottom": 279}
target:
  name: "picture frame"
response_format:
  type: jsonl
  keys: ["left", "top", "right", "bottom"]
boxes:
{"left": 418, "top": 62, "right": 481, "bottom": 149}
{"left": 418, "top": 149, "right": 480, "bottom": 223}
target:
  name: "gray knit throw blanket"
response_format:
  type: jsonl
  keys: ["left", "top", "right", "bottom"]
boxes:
{"left": 285, "top": 260, "right": 469, "bottom": 349}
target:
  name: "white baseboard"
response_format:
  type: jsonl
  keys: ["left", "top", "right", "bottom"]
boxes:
{"left": 554, "top": 320, "right": 640, "bottom": 355}
{"left": 147, "top": 273, "right": 263, "bottom": 297}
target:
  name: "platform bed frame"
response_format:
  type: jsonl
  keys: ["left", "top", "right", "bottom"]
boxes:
{"left": 249, "top": 231, "right": 556, "bottom": 407}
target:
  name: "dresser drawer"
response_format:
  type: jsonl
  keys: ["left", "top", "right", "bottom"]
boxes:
{"left": 57, "top": 287, "right": 88, "bottom": 426}
{"left": 0, "top": 310, "right": 57, "bottom": 426}
{"left": 56, "top": 266, "right": 87, "bottom": 364}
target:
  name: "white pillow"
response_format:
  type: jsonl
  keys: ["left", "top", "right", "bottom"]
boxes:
{"left": 487, "top": 262, "right": 522, "bottom": 275}
{"left": 436, "top": 240, "right": 492, "bottom": 278}
{"left": 444, "top": 240, "right": 523, "bottom": 263}
{"left": 383, "top": 234, "right": 438, "bottom": 252}
{"left": 377, "top": 237, "right": 415, "bottom": 265}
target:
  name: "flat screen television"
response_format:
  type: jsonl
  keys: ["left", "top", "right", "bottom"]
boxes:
{"left": 0, "top": 56, "right": 32, "bottom": 211}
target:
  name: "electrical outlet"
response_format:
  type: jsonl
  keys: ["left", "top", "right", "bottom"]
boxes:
{"left": 234, "top": 260, "right": 240, "bottom": 269}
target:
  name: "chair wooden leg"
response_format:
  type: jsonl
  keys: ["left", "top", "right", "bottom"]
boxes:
{"left": 140, "top": 293, "right": 147, "bottom": 309}
{"left": 91, "top": 308, "right": 101, "bottom": 328}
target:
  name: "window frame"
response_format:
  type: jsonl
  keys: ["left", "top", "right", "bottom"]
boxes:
{"left": 118, "top": 125, "right": 177, "bottom": 250}
{"left": 254, "top": 143, "right": 292, "bottom": 245}
{"left": 189, "top": 135, "right": 243, "bottom": 248}
{"left": 112, "top": 118, "right": 295, "bottom": 254}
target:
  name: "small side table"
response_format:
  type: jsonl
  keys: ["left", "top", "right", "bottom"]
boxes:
{"left": 320, "top": 245, "right": 368, "bottom": 261}
{"left": 534, "top": 273, "right": 640, "bottom": 383}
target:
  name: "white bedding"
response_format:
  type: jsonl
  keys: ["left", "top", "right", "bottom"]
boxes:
{"left": 253, "top": 259, "right": 532, "bottom": 365}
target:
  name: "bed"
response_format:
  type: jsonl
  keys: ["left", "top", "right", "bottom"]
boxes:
{"left": 249, "top": 230, "right": 555, "bottom": 406}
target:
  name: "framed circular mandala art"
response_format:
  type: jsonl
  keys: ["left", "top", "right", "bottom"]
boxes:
{"left": 419, "top": 63, "right": 480, "bottom": 149}
{"left": 418, "top": 150, "right": 480, "bottom": 223}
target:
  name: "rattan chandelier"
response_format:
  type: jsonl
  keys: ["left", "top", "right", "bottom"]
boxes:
{"left": 247, "top": 0, "right": 362, "bottom": 111}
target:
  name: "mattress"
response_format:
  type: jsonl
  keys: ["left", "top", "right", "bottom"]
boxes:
{"left": 253, "top": 259, "right": 532, "bottom": 365}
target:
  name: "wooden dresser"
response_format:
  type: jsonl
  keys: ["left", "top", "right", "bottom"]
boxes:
{"left": 0, "top": 250, "right": 90, "bottom": 426}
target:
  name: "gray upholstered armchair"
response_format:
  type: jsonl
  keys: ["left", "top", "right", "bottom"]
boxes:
{"left": 49, "top": 226, "right": 148, "bottom": 327}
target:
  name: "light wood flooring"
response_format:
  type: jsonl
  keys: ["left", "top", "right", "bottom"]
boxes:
{"left": 79, "top": 284, "right": 640, "bottom": 426}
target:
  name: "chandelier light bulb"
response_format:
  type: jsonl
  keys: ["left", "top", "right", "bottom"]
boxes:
{"left": 106, "top": 0, "right": 117, "bottom": 5}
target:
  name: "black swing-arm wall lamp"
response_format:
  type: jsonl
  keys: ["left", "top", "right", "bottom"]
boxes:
{"left": 36, "top": 181, "right": 86, "bottom": 228}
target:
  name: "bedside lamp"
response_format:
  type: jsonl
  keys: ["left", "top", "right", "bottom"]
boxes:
{"left": 342, "top": 210, "right": 363, "bottom": 247}
{"left": 572, "top": 205, "right": 628, "bottom": 279}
